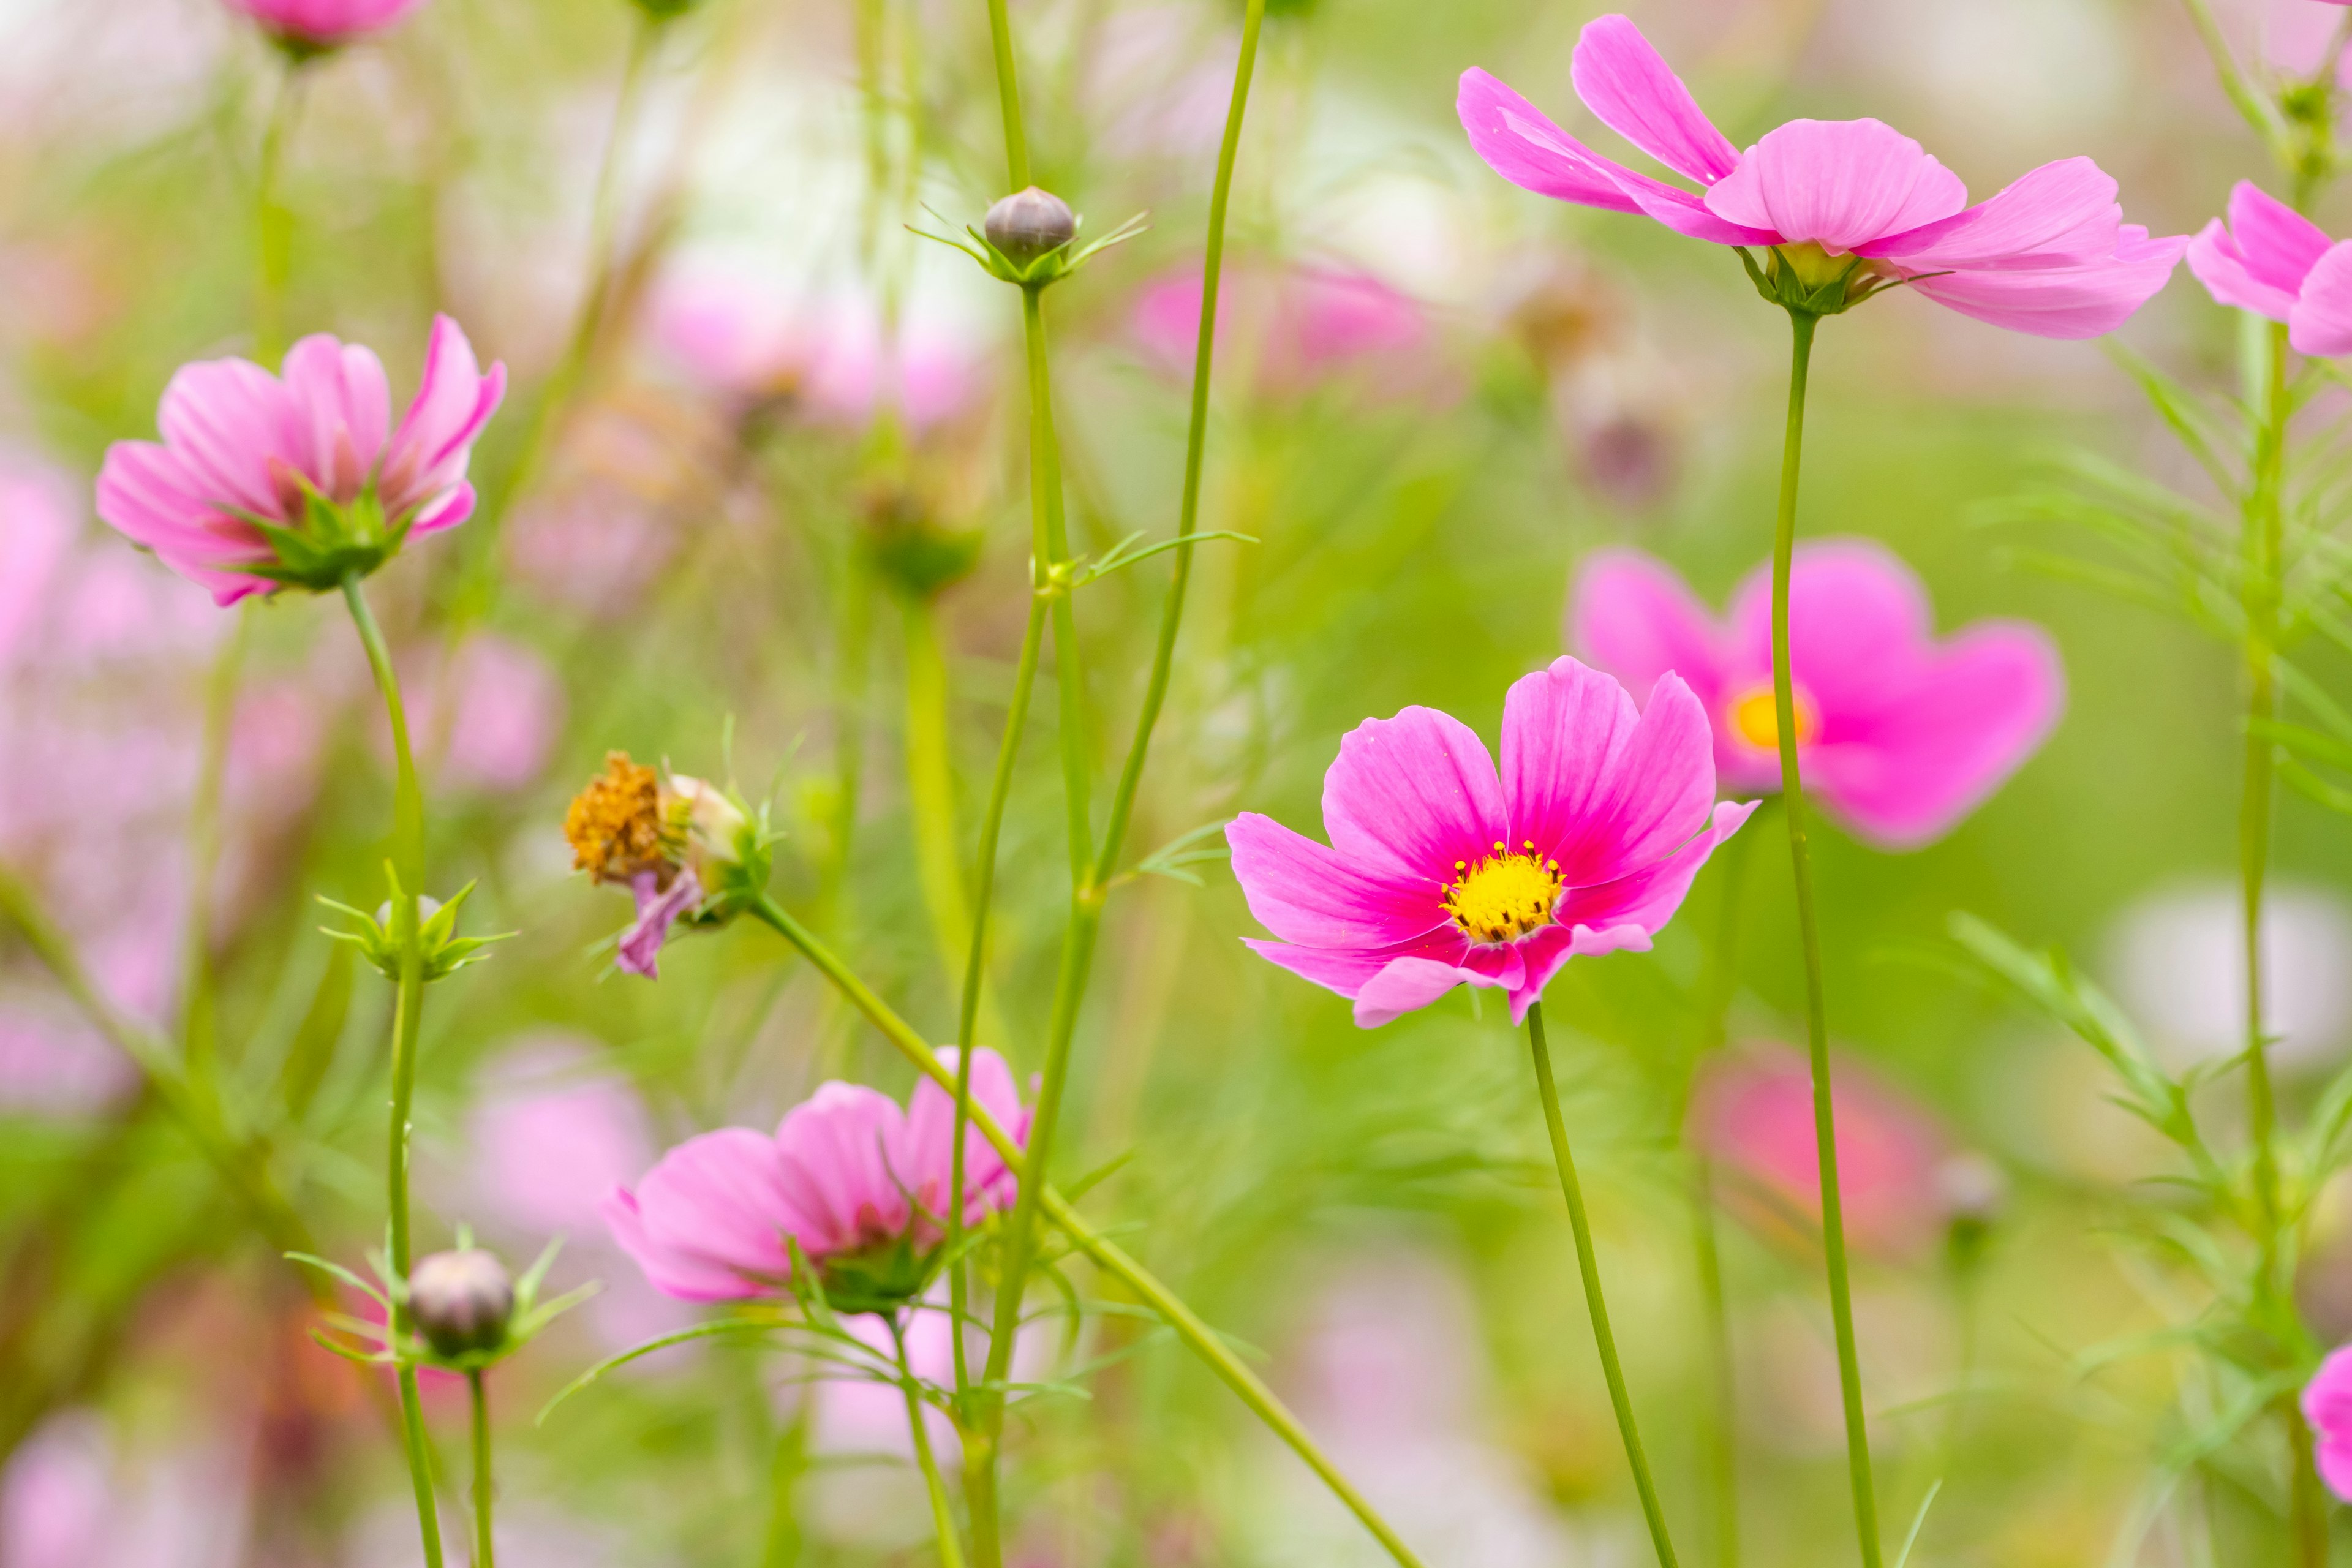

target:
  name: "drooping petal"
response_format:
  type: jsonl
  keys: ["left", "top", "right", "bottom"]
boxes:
{"left": 1501, "top": 658, "right": 1717, "bottom": 886}
{"left": 1805, "top": 623, "right": 2064, "bottom": 848}
{"left": 1705, "top": 119, "right": 1968, "bottom": 254}
{"left": 611, "top": 1127, "right": 797, "bottom": 1300}
{"left": 94, "top": 441, "right": 278, "bottom": 604}
{"left": 1318, "top": 706, "right": 1507, "bottom": 884}
{"left": 1599, "top": 167, "right": 1785, "bottom": 246}
{"left": 616, "top": 871, "right": 701, "bottom": 979}
{"left": 1567, "top": 548, "right": 1728, "bottom": 706}
{"left": 1569, "top": 14, "right": 1740, "bottom": 185}
{"left": 1226, "top": 812, "right": 1451, "bottom": 949}
{"left": 2288, "top": 239, "right": 2352, "bottom": 356}
{"left": 1354, "top": 956, "right": 1483, "bottom": 1029}
{"left": 1907, "top": 227, "right": 2187, "bottom": 340}
{"left": 1240, "top": 925, "right": 1472, "bottom": 1003}
{"left": 1860, "top": 157, "right": 2120, "bottom": 270}
{"left": 1457, "top": 68, "right": 1650, "bottom": 214}
{"left": 772, "top": 1082, "right": 912, "bottom": 1258}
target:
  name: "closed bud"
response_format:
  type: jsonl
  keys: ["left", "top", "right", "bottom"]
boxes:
{"left": 985, "top": 187, "right": 1077, "bottom": 266}
{"left": 409, "top": 1249, "right": 514, "bottom": 1357}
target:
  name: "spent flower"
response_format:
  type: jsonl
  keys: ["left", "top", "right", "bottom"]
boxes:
{"left": 563, "top": 752, "right": 766, "bottom": 978}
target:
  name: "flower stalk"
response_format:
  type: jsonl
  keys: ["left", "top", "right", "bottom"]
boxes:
{"left": 1525, "top": 1002, "right": 1680, "bottom": 1568}
{"left": 892, "top": 1314, "right": 967, "bottom": 1568}
{"left": 339, "top": 575, "right": 443, "bottom": 1568}
{"left": 469, "top": 1370, "right": 497, "bottom": 1568}
{"left": 1768, "top": 307, "right": 1882, "bottom": 1568}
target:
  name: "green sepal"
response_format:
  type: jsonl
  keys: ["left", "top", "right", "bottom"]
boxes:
{"left": 911, "top": 207, "right": 1152, "bottom": 291}
{"left": 318, "top": 869, "right": 513, "bottom": 984}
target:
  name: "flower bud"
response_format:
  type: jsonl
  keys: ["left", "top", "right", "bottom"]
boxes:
{"left": 408, "top": 1249, "right": 514, "bottom": 1357}
{"left": 669, "top": 774, "right": 750, "bottom": 875}
{"left": 984, "top": 187, "right": 1077, "bottom": 267}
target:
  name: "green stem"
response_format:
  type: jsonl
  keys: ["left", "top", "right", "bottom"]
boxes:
{"left": 742, "top": 894, "right": 1425, "bottom": 1567}
{"left": 761, "top": 1412, "right": 808, "bottom": 1568}
{"left": 1768, "top": 309, "right": 1880, "bottom": 1568}
{"left": 1022, "top": 287, "right": 1091, "bottom": 873}
{"left": 904, "top": 596, "right": 978, "bottom": 993}
{"left": 981, "top": 0, "right": 1028, "bottom": 187}
{"left": 469, "top": 1371, "right": 496, "bottom": 1568}
{"left": 340, "top": 576, "right": 441, "bottom": 1568}
{"left": 1525, "top": 1003, "right": 1680, "bottom": 1568}
{"left": 254, "top": 61, "right": 305, "bottom": 362}
{"left": 1091, "top": 0, "right": 1265, "bottom": 888}
{"left": 2180, "top": 0, "right": 2292, "bottom": 157}
{"left": 892, "top": 1314, "right": 968, "bottom": 1568}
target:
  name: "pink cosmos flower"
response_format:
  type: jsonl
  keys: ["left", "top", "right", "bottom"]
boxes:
{"left": 221, "top": 0, "right": 430, "bottom": 48}
{"left": 1688, "top": 1046, "right": 1951, "bottom": 1261}
{"left": 604, "top": 1050, "right": 1029, "bottom": 1304}
{"left": 1130, "top": 261, "right": 1430, "bottom": 395}
{"left": 96, "top": 315, "right": 506, "bottom": 605}
{"left": 1570, "top": 542, "right": 2063, "bottom": 848}
{"left": 2304, "top": 1344, "right": 2352, "bottom": 1499}
{"left": 2186, "top": 181, "right": 2352, "bottom": 356}
{"left": 1459, "top": 15, "right": 2185, "bottom": 338}
{"left": 1227, "top": 657, "right": 1755, "bottom": 1029}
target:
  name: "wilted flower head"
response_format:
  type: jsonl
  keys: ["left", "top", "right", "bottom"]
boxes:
{"left": 2187, "top": 181, "right": 2352, "bottom": 356}
{"left": 223, "top": 0, "right": 430, "bottom": 49}
{"left": 1571, "top": 542, "right": 2064, "bottom": 848}
{"left": 1460, "top": 15, "right": 2184, "bottom": 336}
{"left": 1690, "top": 1046, "right": 1954, "bottom": 1261}
{"left": 563, "top": 752, "right": 753, "bottom": 978}
{"left": 1227, "top": 657, "right": 1753, "bottom": 1028}
{"left": 603, "top": 1049, "right": 1029, "bottom": 1309}
{"left": 96, "top": 315, "right": 505, "bottom": 604}
{"left": 1131, "top": 260, "right": 1430, "bottom": 396}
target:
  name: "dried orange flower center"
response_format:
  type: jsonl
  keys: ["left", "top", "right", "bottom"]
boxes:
{"left": 1727, "top": 684, "right": 1818, "bottom": 752}
{"left": 564, "top": 752, "right": 669, "bottom": 884}
{"left": 1444, "top": 840, "right": 1565, "bottom": 945}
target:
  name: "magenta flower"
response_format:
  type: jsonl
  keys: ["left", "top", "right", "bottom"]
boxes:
{"left": 222, "top": 0, "right": 430, "bottom": 48}
{"left": 1458, "top": 15, "right": 2184, "bottom": 338}
{"left": 1227, "top": 657, "right": 1754, "bottom": 1029}
{"left": 2305, "top": 1345, "right": 2352, "bottom": 1499}
{"left": 96, "top": 315, "right": 506, "bottom": 605}
{"left": 604, "top": 1049, "right": 1029, "bottom": 1305}
{"left": 1570, "top": 542, "right": 2063, "bottom": 848}
{"left": 2187, "top": 181, "right": 2352, "bottom": 356}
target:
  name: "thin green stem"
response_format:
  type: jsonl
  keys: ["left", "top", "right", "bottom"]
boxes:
{"left": 761, "top": 1412, "right": 808, "bottom": 1568}
{"left": 1768, "top": 308, "right": 1880, "bottom": 1568}
{"left": 981, "top": 0, "right": 1028, "bottom": 187}
{"left": 340, "top": 576, "right": 440, "bottom": 1568}
{"left": 254, "top": 61, "right": 305, "bottom": 361}
{"left": 904, "top": 596, "right": 978, "bottom": 992}
{"left": 1090, "top": 0, "right": 1265, "bottom": 889}
{"left": 742, "top": 895, "right": 1425, "bottom": 1566}
{"left": 2180, "top": 0, "right": 2291, "bottom": 158}
{"left": 1525, "top": 1003, "right": 1680, "bottom": 1568}
{"left": 1022, "top": 287, "right": 1091, "bottom": 873}
{"left": 892, "top": 1314, "right": 968, "bottom": 1568}
{"left": 468, "top": 1371, "right": 496, "bottom": 1568}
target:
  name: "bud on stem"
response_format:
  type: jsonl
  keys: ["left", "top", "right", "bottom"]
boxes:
{"left": 985, "top": 187, "right": 1077, "bottom": 268}
{"left": 409, "top": 1249, "right": 514, "bottom": 1358}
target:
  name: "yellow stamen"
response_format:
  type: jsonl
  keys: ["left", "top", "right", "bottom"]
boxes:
{"left": 564, "top": 751, "right": 669, "bottom": 884}
{"left": 1727, "top": 685, "right": 1818, "bottom": 752}
{"left": 1442, "top": 848, "right": 1567, "bottom": 946}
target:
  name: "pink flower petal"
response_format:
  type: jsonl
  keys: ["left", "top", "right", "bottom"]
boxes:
{"left": 2185, "top": 217, "right": 2297, "bottom": 320}
{"left": 1728, "top": 539, "right": 1934, "bottom": 718}
{"left": 154, "top": 356, "right": 298, "bottom": 521}
{"left": 1502, "top": 657, "right": 1717, "bottom": 886}
{"left": 1319, "top": 706, "right": 1507, "bottom": 885}
{"left": 774, "top": 1082, "right": 911, "bottom": 1257}
{"left": 277, "top": 334, "right": 391, "bottom": 500}
{"left": 382, "top": 315, "right": 507, "bottom": 520}
{"left": 612, "top": 1127, "right": 797, "bottom": 1300}
{"left": 1457, "top": 67, "right": 1649, "bottom": 214}
{"left": 616, "top": 872, "right": 701, "bottom": 979}
{"left": 1567, "top": 548, "right": 1728, "bottom": 708}
{"left": 1353, "top": 956, "right": 1481, "bottom": 1029}
{"left": 1569, "top": 14, "right": 1741, "bottom": 185}
{"left": 899, "top": 1047, "right": 1027, "bottom": 1226}
{"left": 1861, "top": 157, "right": 2120, "bottom": 270}
{"left": 2226, "top": 180, "right": 2334, "bottom": 300}
{"left": 1705, "top": 118, "right": 1967, "bottom": 254}
{"left": 1225, "top": 812, "right": 1450, "bottom": 949}
{"left": 2290, "top": 239, "right": 2352, "bottom": 356}
{"left": 1907, "top": 227, "right": 2187, "bottom": 340}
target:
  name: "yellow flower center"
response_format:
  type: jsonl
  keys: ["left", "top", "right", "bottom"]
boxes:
{"left": 1443, "top": 840, "right": 1566, "bottom": 945}
{"left": 1727, "top": 685, "right": 1818, "bottom": 752}
{"left": 564, "top": 751, "right": 672, "bottom": 884}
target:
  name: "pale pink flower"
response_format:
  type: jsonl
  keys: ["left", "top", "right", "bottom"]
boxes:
{"left": 1130, "top": 261, "right": 1429, "bottom": 395}
{"left": 399, "top": 632, "right": 566, "bottom": 794}
{"left": 1460, "top": 15, "right": 2184, "bottom": 337}
{"left": 2304, "top": 1344, "right": 2352, "bottom": 1498}
{"left": 96, "top": 315, "right": 506, "bottom": 604}
{"left": 604, "top": 1050, "right": 1029, "bottom": 1303}
{"left": 1227, "top": 657, "right": 1754, "bottom": 1028}
{"left": 650, "top": 269, "right": 981, "bottom": 429}
{"left": 2187, "top": 181, "right": 2352, "bottom": 355}
{"left": 0, "top": 1409, "right": 252, "bottom": 1568}
{"left": 221, "top": 0, "right": 429, "bottom": 48}
{"left": 1570, "top": 542, "right": 2063, "bottom": 848}
{"left": 1689, "top": 1046, "right": 1952, "bottom": 1261}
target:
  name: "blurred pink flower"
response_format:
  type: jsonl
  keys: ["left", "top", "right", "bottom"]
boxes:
{"left": 0, "top": 1409, "right": 252, "bottom": 1568}
{"left": 605, "top": 1049, "right": 1028, "bottom": 1303}
{"left": 471, "top": 1041, "right": 659, "bottom": 1239}
{"left": 1460, "top": 15, "right": 2184, "bottom": 337}
{"left": 2305, "top": 1344, "right": 2352, "bottom": 1498}
{"left": 507, "top": 488, "right": 677, "bottom": 620}
{"left": 1131, "top": 261, "right": 1429, "bottom": 395}
{"left": 1227, "top": 657, "right": 1754, "bottom": 1028}
{"left": 2187, "top": 181, "right": 2352, "bottom": 355}
{"left": 650, "top": 269, "right": 981, "bottom": 429}
{"left": 96, "top": 315, "right": 506, "bottom": 604}
{"left": 221, "top": 0, "right": 430, "bottom": 48}
{"left": 1570, "top": 542, "right": 2063, "bottom": 848}
{"left": 1689, "top": 1045, "right": 1951, "bottom": 1261}
{"left": 809, "top": 1305, "right": 963, "bottom": 1460}
{"left": 398, "top": 632, "right": 565, "bottom": 793}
